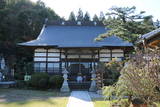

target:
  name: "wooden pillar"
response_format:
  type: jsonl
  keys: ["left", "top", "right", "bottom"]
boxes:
{"left": 65, "top": 50, "right": 67, "bottom": 69}
{"left": 79, "top": 53, "right": 81, "bottom": 73}
{"left": 110, "top": 49, "right": 112, "bottom": 61}
{"left": 123, "top": 48, "right": 126, "bottom": 60}
{"left": 59, "top": 49, "right": 62, "bottom": 73}
{"left": 92, "top": 50, "right": 96, "bottom": 69}
{"left": 46, "top": 48, "right": 48, "bottom": 73}
{"left": 98, "top": 49, "right": 100, "bottom": 61}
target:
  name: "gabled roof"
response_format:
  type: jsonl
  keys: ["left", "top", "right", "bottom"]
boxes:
{"left": 19, "top": 22, "right": 133, "bottom": 48}
{"left": 141, "top": 28, "right": 160, "bottom": 40}
{"left": 137, "top": 28, "right": 160, "bottom": 44}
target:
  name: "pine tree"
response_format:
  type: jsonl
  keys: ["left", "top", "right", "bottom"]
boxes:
{"left": 96, "top": 6, "right": 155, "bottom": 43}
{"left": 83, "top": 12, "right": 90, "bottom": 22}
{"left": 99, "top": 11, "right": 105, "bottom": 21}
{"left": 155, "top": 19, "right": 160, "bottom": 28}
{"left": 93, "top": 14, "right": 99, "bottom": 22}
{"left": 0, "top": 0, "right": 6, "bottom": 9}
{"left": 77, "top": 8, "right": 83, "bottom": 21}
{"left": 68, "top": 11, "right": 76, "bottom": 21}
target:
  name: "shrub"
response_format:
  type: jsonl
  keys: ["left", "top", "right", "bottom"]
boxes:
{"left": 14, "top": 73, "right": 25, "bottom": 80}
{"left": 97, "top": 61, "right": 123, "bottom": 86}
{"left": 29, "top": 72, "right": 49, "bottom": 89}
{"left": 38, "top": 78, "right": 48, "bottom": 89}
{"left": 16, "top": 80, "right": 26, "bottom": 89}
{"left": 49, "top": 75, "right": 64, "bottom": 89}
{"left": 103, "top": 49, "right": 160, "bottom": 105}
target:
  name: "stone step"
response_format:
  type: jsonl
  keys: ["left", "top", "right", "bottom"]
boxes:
{"left": 68, "top": 81, "right": 91, "bottom": 90}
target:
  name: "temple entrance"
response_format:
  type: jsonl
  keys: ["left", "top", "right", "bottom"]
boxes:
{"left": 61, "top": 49, "right": 98, "bottom": 90}
{"left": 67, "top": 62, "right": 93, "bottom": 90}
{"left": 68, "top": 62, "right": 92, "bottom": 81}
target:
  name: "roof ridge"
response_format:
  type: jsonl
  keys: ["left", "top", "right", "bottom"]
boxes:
{"left": 46, "top": 20, "right": 105, "bottom": 26}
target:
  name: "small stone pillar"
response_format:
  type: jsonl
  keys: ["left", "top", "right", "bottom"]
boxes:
{"left": 60, "top": 69, "right": 70, "bottom": 92}
{"left": 89, "top": 69, "right": 97, "bottom": 92}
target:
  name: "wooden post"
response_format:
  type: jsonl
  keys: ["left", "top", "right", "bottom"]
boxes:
{"left": 46, "top": 48, "right": 48, "bottom": 73}
{"left": 60, "top": 49, "right": 62, "bottom": 73}
{"left": 110, "top": 49, "right": 112, "bottom": 61}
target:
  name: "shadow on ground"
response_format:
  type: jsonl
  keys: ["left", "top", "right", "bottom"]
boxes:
{"left": 0, "top": 88, "right": 70, "bottom": 107}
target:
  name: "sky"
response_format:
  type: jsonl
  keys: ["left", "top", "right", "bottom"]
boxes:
{"left": 31, "top": 0, "right": 160, "bottom": 21}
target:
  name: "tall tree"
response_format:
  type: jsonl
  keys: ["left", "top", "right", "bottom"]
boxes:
{"left": 83, "top": 12, "right": 90, "bottom": 22}
{"left": 96, "top": 6, "right": 155, "bottom": 43}
{"left": 99, "top": 11, "right": 105, "bottom": 21}
{"left": 68, "top": 11, "right": 76, "bottom": 21}
{"left": 77, "top": 8, "right": 83, "bottom": 21}
{"left": 155, "top": 19, "right": 160, "bottom": 28}
{"left": 0, "top": 0, "right": 60, "bottom": 69}
{"left": 93, "top": 14, "right": 99, "bottom": 22}
{"left": 0, "top": 0, "right": 6, "bottom": 9}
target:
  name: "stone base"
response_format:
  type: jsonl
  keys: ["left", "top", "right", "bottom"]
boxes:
{"left": 89, "top": 86, "right": 97, "bottom": 92}
{"left": 96, "top": 90, "right": 102, "bottom": 95}
{"left": 60, "top": 85, "right": 70, "bottom": 92}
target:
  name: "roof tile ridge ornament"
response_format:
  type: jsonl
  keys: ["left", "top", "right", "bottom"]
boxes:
{"left": 37, "top": 18, "right": 48, "bottom": 40}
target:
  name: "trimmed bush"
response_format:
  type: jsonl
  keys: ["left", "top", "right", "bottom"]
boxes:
{"left": 29, "top": 72, "right": 49, "bottom": 89}
{"left": 49, "top": 75, "right": 64, "bottom": 89}
{"left": 38, "top": 78, "right": 48, "bottom": 89}
{"left": 16, "top": 80, "right": 26, "bottom": 89}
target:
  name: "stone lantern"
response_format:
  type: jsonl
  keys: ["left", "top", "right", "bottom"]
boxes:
{"left": 60, "top": 69, "right": 70, "bottom": 92}
{"left": 89, "top": 69, "right": 97, "bottom": 91}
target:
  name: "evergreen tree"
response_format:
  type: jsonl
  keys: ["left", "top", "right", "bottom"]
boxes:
{"left": 77, "top": 8, "right": 83, "bottom": 21}
{"left": 155, "top": 19, "right": 160, "bottom": 28}
{"left": 68, "top": 11, "right": 76, "bottom": 21}
{"left": 99, "top": 11, "right": 105, "bottom": 21}
{"left": 0, "top": 0, "right": 60, "bottom": 69}
{"left": 0, "top": 0, "right": 6, "bottom": 9}
{"left": 83, "top": 12, "right": 90, "bottom": 22}
{"left": 93, "top": 14, "right": 99, "bottom": 22}
{"left": 95, "top": 6, "right": 155, "bottom": 43}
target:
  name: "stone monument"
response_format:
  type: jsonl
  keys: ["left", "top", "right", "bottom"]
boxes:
{"left": 89, "top": 69, "right": 97, "bottom": 91}
{"left": 60, "top": 69, "right": 70, "bottom": 92}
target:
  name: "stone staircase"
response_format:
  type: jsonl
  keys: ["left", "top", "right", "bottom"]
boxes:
{"left": 68, "top": 81, "right": 91, "bottom": 90}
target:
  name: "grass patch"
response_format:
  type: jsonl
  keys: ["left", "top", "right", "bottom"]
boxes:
{"left": 0, "top": 88, "right": 69, "bottom": 107}
{"left": 92, "top": 98, "right": 112, "bottom": 107}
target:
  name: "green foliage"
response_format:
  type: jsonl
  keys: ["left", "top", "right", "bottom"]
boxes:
{"left": 30, "top": 72, "right": 49, "bottom": 89}
{"left": 98, "top": 60, "right": 123, "bottom": 86}
{"left": 16, "top": 80, "right": 26, "bottom": 89}
{"left": 49, "top": 75, "right": 64, "bottom": 89}
{"left": 104, "top": 49, "right": 160, "bottom": 104}
{"left": 99, "top": 11, "right": 105, "bottom": 21}
{"left": 14, "top": 73, "right": 24, "bottom": 80}
{"left": 155, "top": 19, "right": 160, "bottom": 28}
{"left": 0, "top": 0, "right": 6, "bottom": 9}
{"left": 0, "top": 0, "right": 60, "bottom": 70}
{"left": 93, "top": 14, "right": 99, "bottom": 22}
{"left": 68, "top": 11, "right": 76, "bottom": 21}
{"left": 96, "top": 6, "right": 155, "bottom": 43}
{"left": 38, "top": 78, "right": 48, "bottom": 89}
{"left": 28, "top": 74, "right": 64, "bottom": 90}
{"left": 83, "top": 12, "right": 90, "bottom": 22}
{"left": 103, "top": 86, "right": 116, "bottom": 100}
{"left": 77, "top": 8, "right": 83, "bottom": 21}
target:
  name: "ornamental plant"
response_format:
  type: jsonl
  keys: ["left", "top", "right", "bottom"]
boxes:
{"left": 103, "top": 49, "right": 160, "bottom": 105}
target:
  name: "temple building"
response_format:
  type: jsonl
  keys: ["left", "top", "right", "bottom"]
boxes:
{"left": 137, "top": 28, "right": 160, "bottom": 48}
{"left": 19, "top": 21, "right": 133, "bottom": 83}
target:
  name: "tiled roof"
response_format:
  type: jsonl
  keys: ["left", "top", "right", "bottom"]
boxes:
{"left": 19, "top": 24, "right": 133, "bottom": 48}
{"left": 141, "top": 28, "right": 160, "bottom": 40}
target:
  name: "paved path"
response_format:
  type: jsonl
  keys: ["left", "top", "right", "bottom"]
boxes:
{"left": 67, "top": 91, "right": 94, "bottom": 107}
